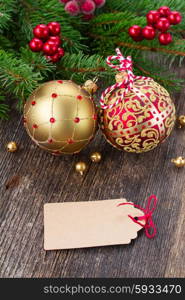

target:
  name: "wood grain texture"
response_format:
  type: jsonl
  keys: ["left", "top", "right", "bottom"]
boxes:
{"left": 0, "top": 67, "right": 185, "bottom": 278}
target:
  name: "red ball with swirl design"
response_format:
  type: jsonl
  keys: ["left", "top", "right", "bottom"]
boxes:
{"left": 100, "top": 49, "right": 176, "bottom": 153}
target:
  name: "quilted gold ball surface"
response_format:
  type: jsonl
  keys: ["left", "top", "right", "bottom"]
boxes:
{"left": 100, "top": 77, "right": 176, "bottom": 153}
{"left": 24, "top": 80, "right": 97, "bottom": 155}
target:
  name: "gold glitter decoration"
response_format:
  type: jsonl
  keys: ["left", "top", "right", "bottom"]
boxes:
{"left": 24, "top": 80, "right": 97, "bottom": 155}
{"left": 100, "top": 77, "right": 176, "bottom": 153}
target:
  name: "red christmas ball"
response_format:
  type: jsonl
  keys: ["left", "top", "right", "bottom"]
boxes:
{"left": 100, "top": 77, "right": 176, "bottom": 153}
{"left": 58, "top": 47, "right": 65, "bottom": 57}
{"left": 142, "top": 26, "right": 156, "bottom": 40}
{"left": 156, "top": 17, "right": 170, "bottom": 32}
{"left": 47, "top": 22, "right": 61, "bottom": 36}
{"left": 48, "top": 36, "right": 61, "bottom": 47}
{"left": 33, "top": 24, "right": 49, "bottom": 40}
{"left": 128, "top": 25, "right": 142, "bottom": 38}
{"left": 29, "top": 38, "right": 43, "bottom": 52}
{"left": 146, "top": 10, "right": 160, "bottom": 25}
{"left": 168, "top": 11, "right": 182, "bottom": 25}
{"left": 158, "top": 6, "right": 171, "bottom": 17}
{"left": 158, "top": 32, "right": 172, "bottom": 45}
{"left": 43, "top": 41, "right": 58, "bottom": 55}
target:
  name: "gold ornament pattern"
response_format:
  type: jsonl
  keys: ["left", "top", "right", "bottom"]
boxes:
{"left": 24, "top": 80, "right": 97, "bottom": 155}
{"left": 100, "top": 77, "right": 176, "bottom": 153}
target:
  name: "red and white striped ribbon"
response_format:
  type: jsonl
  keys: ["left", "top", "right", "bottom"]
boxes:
{"left": 100, "top": 48, "right": 146, "bottom": 109}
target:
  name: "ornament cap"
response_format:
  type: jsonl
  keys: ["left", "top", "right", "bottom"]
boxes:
{"left": 115, "top": 71, "right": 128, "bottom": 83}
{"left": 82, "top": 80, "right": 98, "bottom": 95}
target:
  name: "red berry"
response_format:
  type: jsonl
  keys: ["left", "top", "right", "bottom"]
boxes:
{"left": 93, "top": 0, "right": 106, "bottom": 8}
{"left": 158, "top": 32, "right": 172, "bottom": 45}
{"left": 83, "top": 13, "right": 94, "bottom": 20}
{"left": 43, "top": 41, "right": 58, "bottom": 55}
{"left": 128, "top": 25, "right": 142, "bottom": 38}
{"left": 168, "top": 11, "right": 182, "bottom": 25}
{"left": 146, "top": 10, "right": 160, "bottom": 25}
{"left": 158, "top": 6, "right": 171, "bottom": 17}
{"left": 47, "top": 22, "right": 61, "bottom": 36}
{"left": 81, "top": 0, "right": 96, "bottom": 15}
{"left": 29, "top": 38, "right": 43, "bottom": 52}
{"left": 47, "top": 53, "right": 60, "bottom": 63}
{"left": 64, "top": 1, "right": 80, "bottom": 16}
{"left": 142, "top": 26, "right": 156, "bottom": 40}
{"left": 33, "top": 24, "right": 49, "bottom": 40}
{"left": 156, "top": 17, "right": 170, "bottom": 32}
{"left": 48, "top": 36, "right": 61, "bottom": 47}
{"left": 51, "top": 53, "right": 60, "bottom": 63}
{"left": 58, "top": 47, "right": 65, "bottom": 57}
{"left": 132, "top": 35, "right": 144, "bottom": 42}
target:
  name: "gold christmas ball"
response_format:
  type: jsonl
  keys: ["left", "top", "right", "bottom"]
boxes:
{"left": 100, "top": 77, "right": 176, "bottom": 153}
{"left": 23, "top": 80, "right": 98, "bottom": 155}
{"left": 171, "top": 156, "right": 185, "bottom": 168}
{"left": 177, "top": 115, "right": 185, "bottom": 128}
{"left": 75, "top": 161, "right": 87, "bottom": 175}
{"left": 90, "top": 151, "right": 102, "bottom": 162}
{"left": 6, "top": 141, "right": 18, "bottom": 152}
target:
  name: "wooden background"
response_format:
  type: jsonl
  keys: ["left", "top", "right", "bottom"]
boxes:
{"left": 0, "top": 66, "right": 185, "bottom": 278}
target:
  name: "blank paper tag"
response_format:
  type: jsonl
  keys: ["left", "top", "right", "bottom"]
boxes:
{"left": 44, "top": 199, "right": 145, "bottom": 250}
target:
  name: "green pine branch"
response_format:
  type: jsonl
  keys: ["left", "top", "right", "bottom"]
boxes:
{"left": 20, "top": 47, "right": 56, "bottom": 76}
{"left": 0, "top": 0, "right": 16, "bottom": 30}
{"left": 0, "top": 49, "right": 42, "bottom": 101}
{"left": 56, "top": 52, "right": 115, "bottom": 85}
{"left": 0, "top": 94, "right": 9, "bottom": 120}
{"left": 106, "top": 0, "right": 185, "bottom": 14}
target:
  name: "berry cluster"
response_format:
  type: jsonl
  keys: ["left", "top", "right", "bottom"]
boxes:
{"left": 29, "top": 22, "right": 65, "bottom": 63}
{"left": 128, "top": 6, "right": 182, "bottom": 45}
{"left": 60, "top": 0, "right": 106, "bottom": 19}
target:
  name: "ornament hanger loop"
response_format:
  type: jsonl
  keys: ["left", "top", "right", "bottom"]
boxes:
{"left": 100, "top": 48, "right": 147, "bottom": 110}
{"left": 106, "top": 48, "right": 133, "bottom": 73}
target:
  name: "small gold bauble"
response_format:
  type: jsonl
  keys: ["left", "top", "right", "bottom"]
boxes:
{"left": 23, "top": 80, "right": 98, "bottom": 155}
{"left": 177, "top": 115, "right": 185, "bottom": 128}
{"left": 90, "top": 152, "right": 102, "bottom": 163}
{"left": 6, "top": 141, "right": 18, "bottom": 152}
{"left": 171, "top": 156, "right": 185, "bottom": 168}
{"left": 75, "top": 161, "right": 87, "bottom": 175}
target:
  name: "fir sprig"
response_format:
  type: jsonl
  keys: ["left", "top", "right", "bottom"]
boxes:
{"left": 0, "top": 49, "right": 42, "bottom": 100}
{"left": 0, "top": 94, "right": 9, "bottom": 120}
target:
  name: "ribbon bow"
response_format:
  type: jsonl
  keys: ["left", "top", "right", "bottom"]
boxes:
{"left": 100, "top": 48, "right": 146, "bottom": 110}
{"left": 118, "top": 195, "right": 158, "bottom": 239}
